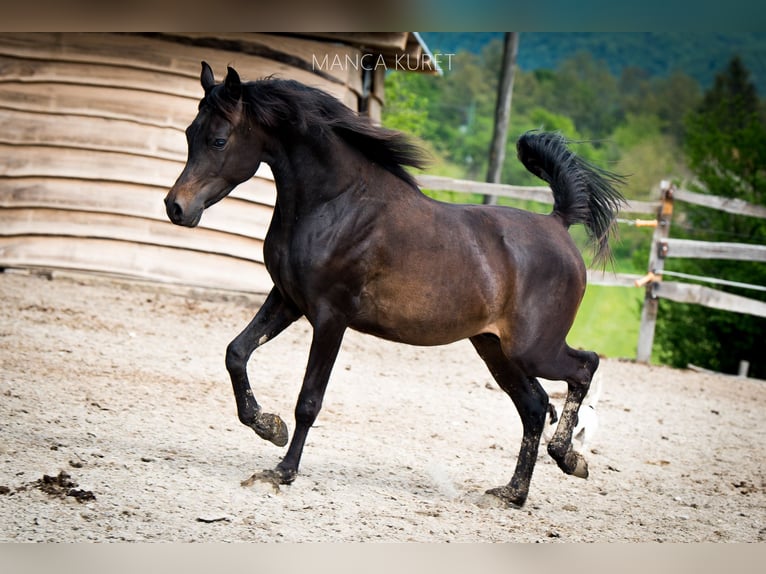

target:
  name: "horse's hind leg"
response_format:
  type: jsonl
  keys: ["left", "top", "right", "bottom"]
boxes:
{"left": 225, "top": 288, "right": 301, "bottom": 446}
{"left": 470, "top": 334, "right": 549, "bottom": 508}
{"left": 532, "top": 346, "right": 599, "bottom": 479}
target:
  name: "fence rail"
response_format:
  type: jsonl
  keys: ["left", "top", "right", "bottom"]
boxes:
{"left": 661, "top": 238, "right": 766, "bottom": 262}
{"left": 415, "top": 175, "right": 658, "bottom": 214}
{"left": 656, "top": 280, "right": 766, "bottom": 318}
{"left": 674, "top": 187, "right": 766, "bottom": 219}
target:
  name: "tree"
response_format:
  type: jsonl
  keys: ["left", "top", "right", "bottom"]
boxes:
{"left": 655, "top": 56, "right": 766, "bottom": 378}
{"left": 381, "top": 71, "right": 433, "bottom": 140}
{"left": 484, "top": 32, "right": 519, "bottom": 205}
{"left": 549, "top": 51, "right": 621, "bottom": 139}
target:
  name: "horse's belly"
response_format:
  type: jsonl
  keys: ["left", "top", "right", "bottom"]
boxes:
{"left": 349, "top": 316, "right": 481, "bottom": 346}
{"left": 349, "top": 282, "right": 495, "bottom": 346}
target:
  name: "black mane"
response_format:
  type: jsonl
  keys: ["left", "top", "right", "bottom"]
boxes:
{"left": 205, "top": 77, "right": 429, "bottom": 189}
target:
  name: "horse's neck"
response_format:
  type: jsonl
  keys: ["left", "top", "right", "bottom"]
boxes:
{"left": 267, "top": 136, "right": 369, "bottom": 218}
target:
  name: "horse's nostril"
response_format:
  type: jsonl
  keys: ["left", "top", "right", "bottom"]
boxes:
{"left": 169, "top": 201, "right": 184, "bottom": 222}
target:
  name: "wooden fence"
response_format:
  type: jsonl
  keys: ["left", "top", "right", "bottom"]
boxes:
{"left": 633, "top": 181, "right": 766, "bottom": 363}
{"left": 416, "top": 175, "right": 766, "bottom": 364}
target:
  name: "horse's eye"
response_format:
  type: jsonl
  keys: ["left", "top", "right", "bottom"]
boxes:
{"left": 212, "top": 138, "right": 227, "bottom": 149}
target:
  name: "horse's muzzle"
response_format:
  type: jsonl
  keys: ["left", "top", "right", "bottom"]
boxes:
{"left": 164, "top": 194, "right": 201, "bottom": 227}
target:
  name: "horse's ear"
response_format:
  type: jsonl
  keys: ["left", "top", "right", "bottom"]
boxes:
{"left": 224, "top": 66, "right": 242, "bottom": 101}
{"left": 200, "top": 61, "right": 215, "bottom": 94}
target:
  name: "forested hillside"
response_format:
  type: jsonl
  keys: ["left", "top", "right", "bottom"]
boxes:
{"left": 385, "top": 34, "right": 700, "bottom": 206}
{"left": 419, "top": 33, "right": 766, "bottom": 93}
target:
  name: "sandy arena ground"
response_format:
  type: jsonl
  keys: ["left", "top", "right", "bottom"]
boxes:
{"left": 1, "top": 269, "right": 764, "bottom": 542}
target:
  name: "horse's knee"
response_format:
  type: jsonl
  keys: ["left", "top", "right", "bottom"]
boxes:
{"left": 294, "top": 394, "right": 322, "bottom": 426}
{"left": 225, "top": 339, "right": 248, "bottom": 375}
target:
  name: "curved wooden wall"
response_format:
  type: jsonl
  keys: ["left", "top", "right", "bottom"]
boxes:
{"left": 0, "top": 32, "right": 365, "bottom": 293}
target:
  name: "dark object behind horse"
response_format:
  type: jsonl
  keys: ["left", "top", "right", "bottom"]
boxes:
{"left": 164, "top": 62, "right": 625, "bottom": 508}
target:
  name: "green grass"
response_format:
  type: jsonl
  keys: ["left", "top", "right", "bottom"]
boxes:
{"left": 567, "top": 284, "right": 644, "bottom": 359}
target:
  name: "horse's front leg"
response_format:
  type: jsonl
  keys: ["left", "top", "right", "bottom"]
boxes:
{"left": 271, "top": 310, "right": 347, "bottom": 484}
{"left": 226, "top": 288, "right": 301, "bottom": 446}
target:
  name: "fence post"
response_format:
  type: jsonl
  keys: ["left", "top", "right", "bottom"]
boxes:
{"left": 636, "top": 181, "right": 675, "bottom": 362}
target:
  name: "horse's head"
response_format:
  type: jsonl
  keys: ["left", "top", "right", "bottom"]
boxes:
{"left": 165, "top": 62, "right": 264, "bottom": 227}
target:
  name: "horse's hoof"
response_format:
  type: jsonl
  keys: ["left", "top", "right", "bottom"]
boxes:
{"left": 572, "top": 453, "right": 589, "bottom": 479}
{"left": 481, "top": 486, "right": 527, "bottom": 509}
{"left": 251, "top": 412, "right": 289, "bottom": 447}
{"left": 551, "top": 447, "right": 589, "bottom": 478}
{"left": 240, "top": 466, "right": 297, "bottom": 491}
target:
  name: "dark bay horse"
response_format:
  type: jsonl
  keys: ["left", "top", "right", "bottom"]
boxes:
{"left": 164, "top": 62, "right": 625, "bottom": 508}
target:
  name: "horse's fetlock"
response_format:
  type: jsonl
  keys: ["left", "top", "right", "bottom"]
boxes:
{"left": 238, "top": 407, "right": 260, "bottom": 428}
{"left": 547, "top": 440, "right": 566, "bottom": 461}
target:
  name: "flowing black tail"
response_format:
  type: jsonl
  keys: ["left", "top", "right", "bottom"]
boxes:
{"left": 516, "top": 130, "right": 627, "bottom": 265}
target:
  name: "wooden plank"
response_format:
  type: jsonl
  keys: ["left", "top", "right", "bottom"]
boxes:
{"left": 659, "top": 269, "right": 766, "bottom": 292}
{"left": 0, "top": 177, "right": 276, "bottom": 238}
{"left": 0, "top": 49, "right": 201, "bottom": 100}
{"left": 657, "top": 281, "right": 766, "bottom": 318}
{"left": 688, "top": 362, "right": 753, "bottom": 378}
{"left": 0, "top": 108, "right": 187, "bottom": 161}
{"left": 0, "top": 208, "right": 264, "bottom": 263}
{"left": 663, "top": 238, "right": 766, "bottom": 262}
{"left": 1, "top": 146, "right": 276, "bottom": 198}
{"left": 0, "top": 34, "right": 352, "bottom": 103}
{"left": 300, "top": 33, "right": 410, "bottom": 52}
{"left": 0, "top": 80, "right": 196, "bottom": 130}
{"left": 417, "top": 175, "right": 555, "bottom": 204}
{"left": 620, "top": 198, "right": 661, "bottom": 214}
{"left": 1, "top": 144, "right": 182, "bottom": 187}
{"left": 675, "top": 187, "right": 766, "bottom": 220}
{"left": 0, "top": 178, "right": 169, "bottom": 218}
{"left": 0, "top": 236, "right": 273, "bottom": 293}
{"left": 587, "top": 270, "right": 644, "bottom": 288}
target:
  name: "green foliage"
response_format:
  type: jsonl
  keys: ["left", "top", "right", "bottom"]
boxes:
{"left": 547, "top": 52, "right": 622, "bottom": 138}
{"left": 611, "top": 114, "right": 691, "bottom": 200}
{"left": 655, "top": 56, "right": 766, "bottom": 378}
{"left": 381, "top": 72, "right": 432, "bottom": 139}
